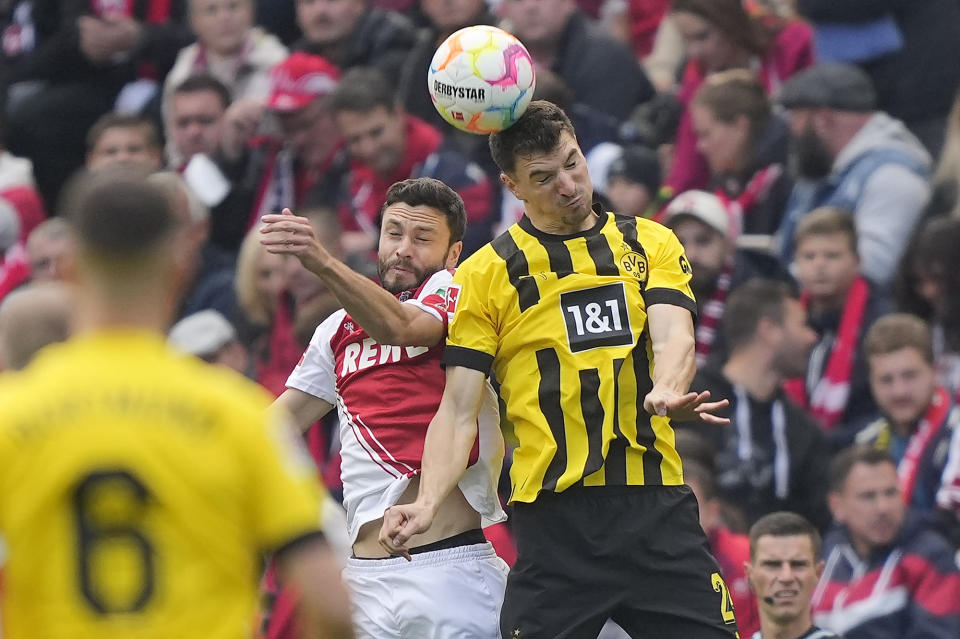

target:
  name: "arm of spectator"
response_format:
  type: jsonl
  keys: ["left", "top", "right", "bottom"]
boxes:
{"left": 261, "top": 209, "right": 445, "bottom": 347}
{"left": 797, "top": 0, "right": 908, "bottom": 22}
{"left": 273, "top": 388, "right": 334, "bottom": 433}
{"left": 220, "top": 97, "right": 266, "bottom": 163}
{"left": 274, "top": 536, "right": 355, "bottom": 639}
{"left": 133, "top": 3, "right": 193, "bottom": 72}
{"left": 854, "top": 165, "right": 930, "bottom": 286}
{"left": 378, "top": 365, "right": 485, "bottom": 559}
{"left": 645, "top": 304, "right": 729, "bottom": 423}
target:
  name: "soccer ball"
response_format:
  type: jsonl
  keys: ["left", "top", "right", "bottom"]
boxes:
{"left": 428, "top": 25, "right": 536, "bottom": 135}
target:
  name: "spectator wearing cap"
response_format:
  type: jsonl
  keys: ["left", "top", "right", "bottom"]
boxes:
{"left": 796, "top": 0, "right": 960, "bottom": 159}
{"left": 691, "top": 69, "right": 793, "bottom": 236}
{"left": 776, "top": 63, "right": 931, "bottom": 287}
{"left": 328, "top": 66, "right": 494, "bottom": 261}
{"left": 785, "top": 207, "right": 890, "bottom": 449}
{"left": 605, "top": 145, "right": 662, "bottom": 219}
{"left": 663, "top": 190, "right": 791, "bottom": 367}
{"left": 212, "top": 52, "right": 343, "bottom": 255}
{"left": 666, "top": 0, "right": 813, "bottom": 195}
{"left": 293, "top": 0, "right": 417, "bottom": 86}
{"left": 169, "top": 308, "right": 249, "bottom": 374}
{"left": 500, "top": 0, "right": 654, "bottom": 122}
{"left": 674, "top": 279, "right": 831, "bottom": 533}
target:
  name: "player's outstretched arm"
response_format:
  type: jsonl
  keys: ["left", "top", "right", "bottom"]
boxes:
{"left": 273, "top": 389, "right": 334, "bottom": 433}
{"left": 644, "top": 304, "right": 729, "bottom": 424}
{"left": 378, "top": 365, "right": 486, "bottom": 559}
{"left": 276, "top": 536, "right": 355, "bottom": 639}
{"left": 260, "top": 209, "right": 444, "bottom": 346}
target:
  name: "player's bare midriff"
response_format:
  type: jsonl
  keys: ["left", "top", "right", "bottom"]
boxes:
{"left": 352, "top": 477, "right": 481, "bottom": 558}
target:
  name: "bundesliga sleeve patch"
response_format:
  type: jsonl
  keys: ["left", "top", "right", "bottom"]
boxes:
{"left": 445, "top": 284, "right": 462, "bottom": 315}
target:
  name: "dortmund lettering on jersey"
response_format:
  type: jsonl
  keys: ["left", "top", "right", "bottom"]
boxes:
{"left": 444, "top": 211, "right": 696, "bottom": 503}
{"left": 0, "top": 331, "right": 323, "bottom": 639}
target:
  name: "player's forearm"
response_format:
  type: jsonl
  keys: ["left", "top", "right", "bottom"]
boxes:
{"left": 650, "top": 325, "right": 696, "bottom": 395}
{"left": 417, "top": 402, "right": 478, "bottom": 514}
{"left": 314, "top": 259, "right": 438, "bottom": 346}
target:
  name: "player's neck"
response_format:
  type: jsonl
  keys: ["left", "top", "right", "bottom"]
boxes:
{"left": 74, "top": 285, "right": 175, "bottom": 337}
{"left": 759, "top": 614, "right": 814, "bottom": 639}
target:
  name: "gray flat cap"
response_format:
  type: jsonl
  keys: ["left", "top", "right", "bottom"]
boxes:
{"left": 777, "top": 63, "right": 877, "bottom": 112}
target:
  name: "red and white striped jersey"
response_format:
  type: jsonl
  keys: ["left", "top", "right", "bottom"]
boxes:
{"left": 286, "top": 269, "right": 505, "bottom": 543}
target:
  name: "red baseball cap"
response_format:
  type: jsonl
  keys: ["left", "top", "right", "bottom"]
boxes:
{"left": 267, "top": 53, "right": 340, "bottom": 112}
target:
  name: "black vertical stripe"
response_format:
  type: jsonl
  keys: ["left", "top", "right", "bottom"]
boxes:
{"left": 614, "top": 215, "right": 648, "bottom": 292}
{"left": 604, "top": 358, "right": 627, "bottom": 485}
{"left": 631, "top": 333, "right": 663, "bottom": 485}
{"left": 537, "top": 348, "right": 568, "bottom": 492}
{"left": 535, "top": 236, "right": 574, "bottom": 278}
{"left": 579, "top": 368, "right": 605, "bottom": 478}
{"left": 491, "top": 232, "right": 540, "bottom": 311}
{"left": 584, "top": 232, "right": 620, "bottom": 276}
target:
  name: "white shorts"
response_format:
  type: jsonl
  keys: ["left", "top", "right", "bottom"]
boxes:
{"left": 343, "top": 541, "right": 508, "bottom": 639}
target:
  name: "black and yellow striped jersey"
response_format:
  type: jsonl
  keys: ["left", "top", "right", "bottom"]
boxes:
{"left": 0, "top": 331, "right": 324, "bottom": 639}
{"left": 444, "top": 211, "right": 697, "bottom": 503}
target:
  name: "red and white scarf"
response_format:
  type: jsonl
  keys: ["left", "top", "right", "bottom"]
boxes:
{"left": 694, "top": 261, "right": 733, "bottom": 367}
{"left": 783, "top": 277, "right": 869, "bottom": 431}
{"left": 714, "top": 163, "right": 783, "bottom": 238}
{"left": 896, "top": 387, "right": 951, "bottom": 506}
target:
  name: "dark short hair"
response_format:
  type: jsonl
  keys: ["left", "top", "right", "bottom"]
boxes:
{"left": 381, "top": 178, "right": 466, "bottom": 245}
{"left": 172, "top": 74, "right": 232, "bottom": 110}
{"left": 722, "top": 279, "right": 798, "bottom": 353}
{"left": 330, "top": 67, "right": 395, "bottom": 115}
{"left": 86, "top": 113, "right": 161, "bottom": 152}
{"left": 827, "top": 445, "right": 896, "bottom": 493}
{"left": 671, "top": 0, "right": 768, "bottom": 55}
{"left": 748, "top": 511, "right": 822, "bottom": 560}
{"left": 62, "top": 168, "right": 177, "bottom": 259}
{"left": 488, "top": 100, "right": 577, "bottom": 175}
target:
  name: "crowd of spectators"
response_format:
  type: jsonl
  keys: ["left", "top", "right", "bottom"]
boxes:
{"left": 2, "top": 0, "right": 960, "bottom": 636}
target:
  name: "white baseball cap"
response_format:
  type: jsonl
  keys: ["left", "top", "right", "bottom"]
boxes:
{"left": 663, "top": 190, "right": 730, "bottom": 237}
{"left": 169, "top": 310, "right": 237, "bottom": 357}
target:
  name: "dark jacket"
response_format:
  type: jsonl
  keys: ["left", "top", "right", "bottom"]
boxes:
{"left": 552, "top": 11, "right": 654, "bottom": 122}
{"left": 813, "top": 511, "right": 960, "bottom": 639}
{"left": 294, "top": 9, "right": 417, "bottom": 86}
{"left": 675, "top": 365, "right": 832, "bottom": 531}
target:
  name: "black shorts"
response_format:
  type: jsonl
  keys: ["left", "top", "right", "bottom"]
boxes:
{"left": 500, "top": 484, "right": 740, "bottom": 639}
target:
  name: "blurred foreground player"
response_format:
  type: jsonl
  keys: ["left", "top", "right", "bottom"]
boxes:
{"left": 0, "top": 169, "right": 353, "bottom": 639}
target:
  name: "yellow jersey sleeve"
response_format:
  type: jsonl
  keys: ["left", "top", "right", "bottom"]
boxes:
{"left": 642, "top": 222, "right": 697, "bottom": 316}
{"left": 444, "top": 246, "right": 502, "bottom": 373}
{"left": 234, "top": 404, "right": 325, "bottom": 553}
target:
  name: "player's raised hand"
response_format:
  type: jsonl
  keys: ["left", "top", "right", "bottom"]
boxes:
{"left": 643, "top": 388, "right": 730, "bottom": 425}
{"left": 378, "top": 502, "right": 436, "bottom": 561}
{"left": 260, "top": 208, "right": 332, "bottom": 275}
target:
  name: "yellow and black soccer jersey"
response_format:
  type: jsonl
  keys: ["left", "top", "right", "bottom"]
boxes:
{"left": 0, "top": 331, "right": 324, "bottom": 639}
{"left": 445, "top": 211, "right": 696, "bottom": 503}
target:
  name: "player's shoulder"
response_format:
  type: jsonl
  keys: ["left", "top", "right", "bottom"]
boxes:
{"left": 609, "top": 211, "right": 672, "bottom": 240}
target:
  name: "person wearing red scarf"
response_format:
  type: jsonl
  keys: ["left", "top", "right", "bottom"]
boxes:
{"left": 329, "top": 67, "right": 494, "bottom": 262}
{"left": 785, "top": 207, "right": 890, "bottom": 449}
{"left": 856, "top": 314, "right": 959, "bottom": 512}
